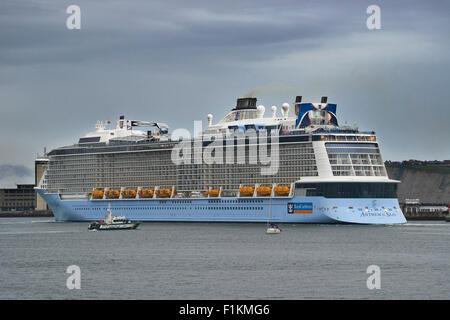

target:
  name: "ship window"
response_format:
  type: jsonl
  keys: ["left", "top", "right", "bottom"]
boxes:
{"left": 295, "top": 182, "right": 397, "bottom": 198}
{"left": 78, "top": 137, "right": 101, "bottom": 143}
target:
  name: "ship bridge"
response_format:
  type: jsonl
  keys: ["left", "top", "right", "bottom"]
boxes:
{"left": 77, "top": 115, "right": 170, "bottom": 145}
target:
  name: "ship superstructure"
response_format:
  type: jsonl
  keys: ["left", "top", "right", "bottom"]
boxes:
{"left": 36, "top": 95, "right": 406, "bottom": 224}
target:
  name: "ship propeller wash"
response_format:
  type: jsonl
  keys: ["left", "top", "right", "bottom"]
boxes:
{"left": 36, "top": 95, "right": 406, "bottom": 224}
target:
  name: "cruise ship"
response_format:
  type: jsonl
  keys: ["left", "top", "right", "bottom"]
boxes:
{"left": 36, "top": 96, "right": 406, "bottom": 224}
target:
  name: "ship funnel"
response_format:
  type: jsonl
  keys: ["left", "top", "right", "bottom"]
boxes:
{"left": 321, "top": 96, "right": 328, "bottom": 103}
{"left": 235, "top": 97, "right": 257, "bottom": 110}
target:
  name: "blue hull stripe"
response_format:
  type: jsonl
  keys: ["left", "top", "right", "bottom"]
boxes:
{"left": 36, "top": 189, "right": 406, "bottom": 225}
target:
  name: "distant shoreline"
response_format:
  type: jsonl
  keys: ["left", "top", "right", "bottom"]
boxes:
{"left": 0, "top": 210, "right": 53, "bottom": 218}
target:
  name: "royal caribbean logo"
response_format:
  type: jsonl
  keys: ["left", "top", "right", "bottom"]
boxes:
{"left": 288, "top": 202, "right": 313, "bottom": 214}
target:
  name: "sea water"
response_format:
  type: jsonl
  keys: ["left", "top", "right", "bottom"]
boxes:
{"left": 0, "top": 218, "right": 448, "bottom": 299}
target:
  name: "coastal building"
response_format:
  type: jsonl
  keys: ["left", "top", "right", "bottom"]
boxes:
{"left": 404, "top": 199, "right": 449, "bottom": 214}
{"left": 35, "top": 157, "right": 49, "bottom": 210}
{"left": 402, "top": 198, "right": 449, "bottom": 220}
{"left": 0, "top": 184, "right": 36, "bottom": 212}
{"left": 0, "top": 157, "right": 49, "bottom": 213}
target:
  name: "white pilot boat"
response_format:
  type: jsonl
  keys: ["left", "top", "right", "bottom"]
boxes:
{"left": 88, "top": 204, "right": 140, "bottom": 230}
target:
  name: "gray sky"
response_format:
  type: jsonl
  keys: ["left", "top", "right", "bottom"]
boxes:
{"left": 1, "top": 0, "right": 449, "bottom": 187}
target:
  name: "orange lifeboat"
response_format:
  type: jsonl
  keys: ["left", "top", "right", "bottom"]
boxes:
{"left": 92, "top": 190, "right": 104, "bottom": 199}
{"left": 208, "top": 189, "right": 220, "bottom": 197}
{"left": 257, "top": 186, "right": 272, "bottom": 196}
{"left": 156, "top": 189, "right": 172, "bottom": 198}
{"left": 204, "top": 189, "right": 220, "bottom": 197}
{"left": 105, "top": 189, "right": 120, "bottom": 199}
{"left": 274, "top": 185, "right": 290, "bottom": 196}
{"left": 239, "top": 186, "right": 254, "bottom": 197}
{"left": 122, "top": 189, "right": 137, "bottom": 199}
{"left": 139, "top": 189, "right": 154, "bottom": 198}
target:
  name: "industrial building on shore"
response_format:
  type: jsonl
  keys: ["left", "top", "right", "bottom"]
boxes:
{"left": 0, "top": 184, "right": 36, "bottom": 212}
{"left": 0, "top": 157, "right": 50, "bottom": 216}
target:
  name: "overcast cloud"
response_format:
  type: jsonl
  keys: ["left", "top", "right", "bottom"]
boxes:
{"left": 0, "top": 0, "right": 449, "bottom": 186}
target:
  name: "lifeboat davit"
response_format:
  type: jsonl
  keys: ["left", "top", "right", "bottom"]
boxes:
{"left": 257, "top": 186, "right": 272, "bottom": 196}
{"left": 239, "top": 186, "right": 254, "bottom": 197}
{"left": 274, "top": 185, "right": 290, "bottom": 196}
{"left": 122, "top": 189, "right": 137, "bottom": 199}
{"left": 105, "top": 190, "right": 120, "bottom": 199}
{"left": 92, "top": 190, "right": 104, "bottom": 199}
{"left": 139, "top": 189, "right": 154, "bottom": 198}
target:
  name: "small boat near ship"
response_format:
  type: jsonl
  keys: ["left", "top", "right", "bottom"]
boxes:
{"left": 266, "top": 197, "right": 282, "bottom": 234}
{"left": 88, "top": 204, "right": 140, "bottom": 230}
{"left": 266, "top": 224, "right": 282, "bottom": 234}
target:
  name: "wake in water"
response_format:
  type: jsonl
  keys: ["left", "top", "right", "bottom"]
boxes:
{"left": 401, "top": 222, "right": 449, "bottom": 227}
{"left": 0, "top": 219, "right": 55, "bottom": 225}
{"left": 0, "top": 221, "right": 33, "bottom": 225}
{"left": 31, "top": 220, "right": 56, "bottom": 223}
{"left": 0, "top": 230, "right": 75, "bottom": 235}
